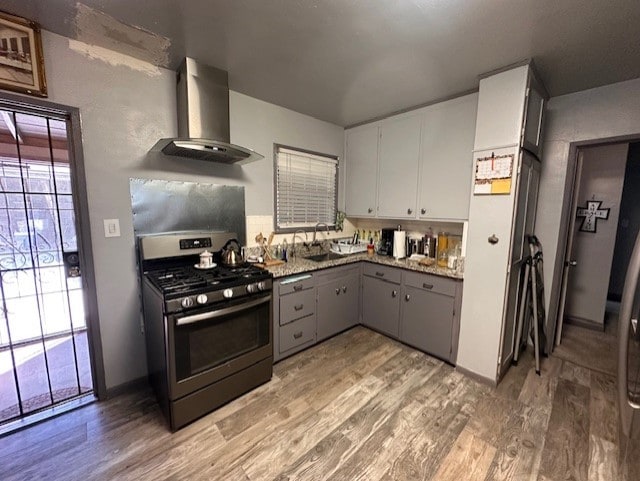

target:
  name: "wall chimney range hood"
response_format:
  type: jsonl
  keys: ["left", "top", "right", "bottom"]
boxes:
{"left": 152, "top": 58, "right": 264, "bottom": 164}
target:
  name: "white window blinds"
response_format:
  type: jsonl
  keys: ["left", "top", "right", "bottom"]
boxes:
{"left": 275, "top": 146, "right": 338, "bottom": 231}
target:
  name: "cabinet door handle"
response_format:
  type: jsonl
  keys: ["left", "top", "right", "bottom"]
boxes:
{"left": 407, "top": 208, "right": 413, "bottom": 215}
{"left": 405, "top": 294, "right": 411, "bottom": 301}
{"left": 294, "top": 304, "right": 304, "bottom": 311}
{"left": 293, "top": 331, "right": 303, "bottom": 339}
{"left": 375, "top": 271, "right": 385, "bottom": 277}
{"left": 391, "top": 290, "right": 397, "bottom": 298}
{"left": 293, "top": 284, "right": 303, "bottom": 291}
{"left": 335, "top": 288, "right": 341, "bottom": 295}
{"left": 342, "top": 286, "right": 347, "bottom": 293}
{"left": 423, "top": 283, "right": 434, "bottom": 290}
{"left": 420, "top": 208, "right": 426, "bottom": 215}
{"left": 368, "top": 207, "right": 373, "bottom": 214}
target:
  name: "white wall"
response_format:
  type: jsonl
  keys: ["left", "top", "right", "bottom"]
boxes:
{"left": 39, "top": 31, "right": 343, "bottom": 389}
{"left": 536, "top": 77, "right": 640, "bottom": 340}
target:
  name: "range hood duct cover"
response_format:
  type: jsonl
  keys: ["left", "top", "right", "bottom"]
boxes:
{"left": 153, "top": 58, "right": 264, "bottom": 164}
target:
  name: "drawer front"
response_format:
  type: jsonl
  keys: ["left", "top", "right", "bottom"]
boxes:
{"left": 279, "top": 314, "right": 316, "bottom": 353}
{"left": 280, "top": 288, "right": 315, "bottom": 325}
{"left": 278, "top": 274, "right": 314, "bottom": 295}
{"left": 362, "top": 263, "right": 401, "bottom": 284}
{"left": 403, "top": 271, "right": 456, "bottom": 297}
{"left": 315, "top": 264, "right": 360, "bottom": 285}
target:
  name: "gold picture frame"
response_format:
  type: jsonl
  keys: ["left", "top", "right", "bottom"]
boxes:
{"left": 0, "top": 11, "right": 47, "bottom": 97}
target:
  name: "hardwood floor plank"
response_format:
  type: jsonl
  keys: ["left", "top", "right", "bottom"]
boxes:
{"left": 560, "top": 360, "right": 591, "bottom": 388}
{"left": 588, "top": 371, "right": 618, "bottom": 444}
{"left": 538, "top": 378, "right": 591, "bottom": 481}
{"left": 518, "top": 368, "right": 558, "bottom": 411}
{"left": 430, "top": 428, "right": 496, "bottom": 481}
{"left": 588, "top": 435, "right": 617, "bottom": 481}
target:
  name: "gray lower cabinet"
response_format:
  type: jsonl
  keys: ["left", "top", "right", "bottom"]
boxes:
{"left": 316, "top": 265, "right": 360, "bottom": 342}
{"left": 274, "top": 274, "right": 316, "bottom": 362}
{"left": 361, "top": 266, "right": 401, "bottom": 338}
{"left": 400, "top": 271, "right": 461, "bottom": 363}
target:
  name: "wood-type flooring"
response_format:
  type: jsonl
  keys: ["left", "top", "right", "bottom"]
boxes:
{"left": 0, "top": 326, "right": 637, "bottom": 480}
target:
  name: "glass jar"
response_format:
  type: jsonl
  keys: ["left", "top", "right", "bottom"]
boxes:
{"left": 437, "top": 232, "right": 448, "bottom": 267}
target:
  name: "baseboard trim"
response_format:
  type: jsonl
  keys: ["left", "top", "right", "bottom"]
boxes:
{"left": 455, "top": 365, "right": 497, "bottom": 387}
{"left": 105, "top": 376, "right": 149, "bottom": 399}
{"left": 564, "top": 316, "right": 605, "bottom": 332}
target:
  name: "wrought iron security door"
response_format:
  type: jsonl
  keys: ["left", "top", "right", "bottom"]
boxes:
{"left": 0, "top": 107, "right": 93, "bottom": 425}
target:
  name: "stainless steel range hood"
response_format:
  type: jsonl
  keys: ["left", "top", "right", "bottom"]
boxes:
{"left": 152, "top": 58, "right": 264, "bottom": 164}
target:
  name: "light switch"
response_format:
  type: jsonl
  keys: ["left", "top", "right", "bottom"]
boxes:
{"left": 104, "top": 219, "right": 121, "bottom": 238}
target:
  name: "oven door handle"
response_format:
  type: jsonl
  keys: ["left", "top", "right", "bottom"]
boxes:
{"left": 175, "top": 295, "right": 271, "bottom": 326}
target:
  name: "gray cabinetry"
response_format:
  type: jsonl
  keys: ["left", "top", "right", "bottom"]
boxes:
{"left": 377, "top": 114, "right": 422, "bottom": 218}
{"left": 274, "top": 274, "right": 316, "bottom": 361}
{"left": 361, "top": 265, "right": 401, "bottom": 338}
{"left": 400, "top": 272, "right": 461, "bottom": 363}
{"left": 345, "top": 124, "right": 379, "bottom": 217}
{"left": 316, "top": 265, "right": 360, "bottom": 342}
{"left": 418, "top": 93, "right": 478, "bottom": 220}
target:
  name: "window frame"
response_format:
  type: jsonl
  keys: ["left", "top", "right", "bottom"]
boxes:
{"left": 272, "top": 143, "right": 339, "bottom": 234}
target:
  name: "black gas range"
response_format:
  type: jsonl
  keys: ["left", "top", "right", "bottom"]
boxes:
{"left": 144, "top": 261, "right": 272, "bottom": 313}
{"left": 138, "top": 231, "right": 273, "bottom": 431}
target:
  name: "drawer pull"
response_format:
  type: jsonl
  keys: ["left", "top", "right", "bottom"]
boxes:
{"left": 335, "top": 288, "right": 341, "bottom": 295}
{"left": 421, "top": 208, "right": 426, "bottom": 215}
{"left": 342, "top": 286, "right": 347, "bottom": 293}
{"left": 294, "top": 304, "right": 304, "bottom": 311}
{"left": 423, "top": 283, "right": 434, "bottom": 290}
{"left": 293, "top": 284, "right": 303, "bottom": 291}
{"left": 405, "top": 294, "right": 411, "bottom": 301}
{"left": 407, "top": 208, "right": 413, "bottom": 215}
{"left": 375, "top": 271, "right": 385, "bottom": 277}
{"left": 392, "top": 290, "right": 397, "bottom": 298}
{"left": 293, "top": 331, "right": 303, "bottom": 339}
{"left": 367, "top": 207, "right": 373, "bottom": 213}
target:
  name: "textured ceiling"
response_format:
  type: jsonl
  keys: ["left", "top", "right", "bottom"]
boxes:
{"left": 3, "top": 0, "right": 640, "bottom": 126}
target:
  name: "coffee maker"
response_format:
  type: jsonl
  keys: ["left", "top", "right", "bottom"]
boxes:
{"left": 378, "top": 228, "right": 395, "bottom": 256}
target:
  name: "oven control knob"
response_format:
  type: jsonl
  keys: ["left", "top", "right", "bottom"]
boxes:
{"left": 246, "top": 283, "right": 258, "bottom": 294}
{"left": 257, "top": 281, "right": 267, "bottom": 291}
{"left": 196, "top": 294, "right": 208, "bottom": 305}
{"left": 223, "top": 288, "right": 234, "bottom": 299}
{"left": 181, "top": 297, "right": 194, "bottom": 308}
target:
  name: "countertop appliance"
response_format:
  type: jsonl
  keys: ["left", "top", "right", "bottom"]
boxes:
{"left": 618, "top": 229, "right": 640, "bottom": 478}
{"left": 378, "top": 228, "right": 395, "bottom": 256}
{"left": 152, "top": 58, "right": 264, "bottom": 164}
{"left": 139, "top": 231, "right": 273, "bottom": 430}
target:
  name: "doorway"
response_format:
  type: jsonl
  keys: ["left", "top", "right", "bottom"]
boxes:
{"left": 0, "top": 95, "right": 103, "bottom": 430}
{"left": 553, "top": 140, "right": 640, "bottom": 375}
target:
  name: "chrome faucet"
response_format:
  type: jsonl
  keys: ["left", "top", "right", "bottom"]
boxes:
{"left": 291, "top": 229, "right": 308, "bottom": 257}
{"left": 312, "top": 222, "right": 330, "bottom": 246}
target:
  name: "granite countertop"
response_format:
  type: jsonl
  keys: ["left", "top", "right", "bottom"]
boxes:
{"left": 261, "top": 252, "right": 463, "bottom": 280}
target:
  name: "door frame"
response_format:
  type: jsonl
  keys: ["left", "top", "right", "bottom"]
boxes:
{"left": 550, "top": 132, "right": 640, "bottom": 351}
{"left": 0, "top": 91, "right": 106, "bottom": 400}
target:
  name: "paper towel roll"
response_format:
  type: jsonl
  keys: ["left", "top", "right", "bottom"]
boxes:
{"left": 393, "top": 230, "right": 406, "bottom": 259}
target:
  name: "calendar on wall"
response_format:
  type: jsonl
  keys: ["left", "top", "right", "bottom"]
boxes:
{"left": 473, "top": 153, "right": 514, "bottom": 195}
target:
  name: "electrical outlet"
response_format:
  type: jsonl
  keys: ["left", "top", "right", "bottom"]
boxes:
{"left": 103, "top": 219, "right": 121, "bottom": 238}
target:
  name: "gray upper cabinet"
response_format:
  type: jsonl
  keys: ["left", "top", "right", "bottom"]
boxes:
{"left": 418, "top": 93, "right": 478, "bottom": 220}
{"left": 377, "top": 114, "right": 422, "bottom": 218}
{"left": 316, "top": 266, "right": 360, "bottom": 342}
{"left": 345, "top": 124, "right": 379, "bottom": 217}
{"left": 521, "top": 73, "right": 546, "bottom": 158}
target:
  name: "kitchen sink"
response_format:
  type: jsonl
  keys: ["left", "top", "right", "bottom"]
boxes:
{"left": 304, "top": 252, "right": 348, "bottom": 262}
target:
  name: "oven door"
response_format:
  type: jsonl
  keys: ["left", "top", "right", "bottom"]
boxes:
{"left": 167, "top": 293, "right": 272, "bottom": 399}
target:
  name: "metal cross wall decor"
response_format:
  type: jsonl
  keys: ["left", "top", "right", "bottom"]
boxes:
{"left": 576, "top": 200, "right": 610, "bottom": 233}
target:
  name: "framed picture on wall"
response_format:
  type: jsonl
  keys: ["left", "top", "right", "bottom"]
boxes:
{"left": 0, "top": 11, "right": 47, "bottom": 97}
